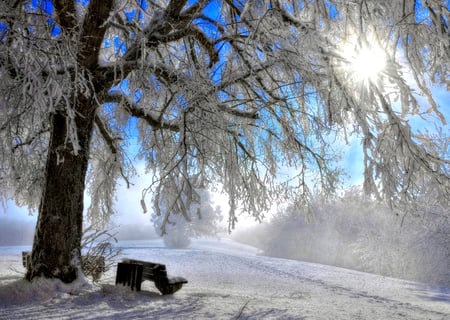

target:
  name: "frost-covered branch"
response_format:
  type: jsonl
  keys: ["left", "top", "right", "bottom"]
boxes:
{"left": 53, "top": 0, "right": 78, "bottom": 30}
{"left": 94, "top": 114, "right": 120, "bottom": 156}
{"left": 105, "top": 93, "right": 181, "bottom": 132}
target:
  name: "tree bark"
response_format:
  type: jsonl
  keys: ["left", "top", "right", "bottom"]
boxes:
{"left": 26, "top": 99, "right": 96, "bottom": 283}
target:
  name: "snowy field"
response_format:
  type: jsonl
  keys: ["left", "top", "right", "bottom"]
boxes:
{"left": 0, "top": 238, "right": 449, "bottom": 319}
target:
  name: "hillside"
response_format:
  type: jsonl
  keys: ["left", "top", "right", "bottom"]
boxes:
{"left": 0, "top": 238, "right": 449, "bottom": 319}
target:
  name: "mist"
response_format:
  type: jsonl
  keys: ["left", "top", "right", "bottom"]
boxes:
{"left": 232, "top": 189, "right": 450, "bottom": 288}
{"left": 113, "top": 223, "right": 157, "bottom": 241}
{"left": 0, "top": 217, "right": 35, "bottom": 246}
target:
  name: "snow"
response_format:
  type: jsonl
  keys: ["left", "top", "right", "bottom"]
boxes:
{"left": 0, "top": 238, "right": 449, "bottom": 319}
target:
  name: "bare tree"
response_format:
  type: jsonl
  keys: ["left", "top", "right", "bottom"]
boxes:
{"left": 0, "top": 0, "right": 448, "bottom": 283}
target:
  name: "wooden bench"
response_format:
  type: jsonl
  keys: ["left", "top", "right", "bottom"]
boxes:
{"left": 115, "top": 259, "right": 188, "bottom": 295}
{"left": 22, "top": 251, "right": 106, "bottom": 281}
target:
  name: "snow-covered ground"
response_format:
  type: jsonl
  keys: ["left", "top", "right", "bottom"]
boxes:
{"left": 0, "top": 238, "right": 449, "bottom": 319}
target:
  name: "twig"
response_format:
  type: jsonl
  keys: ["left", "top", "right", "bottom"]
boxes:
{"left": 234, "top": 300, "right": 250, "bottom": 319}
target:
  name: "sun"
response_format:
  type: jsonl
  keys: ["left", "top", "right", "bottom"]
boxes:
{"left": 339, "top": 31, "right": 387, "bottom": 84}
{"left": 348, "top": 46, "right": 386, "bottom": 82}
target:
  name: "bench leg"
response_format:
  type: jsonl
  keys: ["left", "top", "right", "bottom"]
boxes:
{"left": 155, "top": 280, "right": 185, "bottom": 295}
{"left": 115, "top": 262, "right": 143, "bottom": 291}
{"left": 131, "top": 264, "right": 143, "bottom": 291}
{"left": 115, "top": 262, "right": 126, "bottom": 286}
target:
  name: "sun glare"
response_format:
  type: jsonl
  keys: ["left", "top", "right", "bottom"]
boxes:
{"left": 349, "top": 46, "right": 386, "bottom": 82}
{"left": 339, "top": 31, "right": 387, "bottom": 84}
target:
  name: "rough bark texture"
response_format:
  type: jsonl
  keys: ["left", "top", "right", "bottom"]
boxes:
{"left": 26, "top": 0, "right": 113, "bottom": 283}
{"left": 27, "top": 104, "right": 95, "bottom": 283}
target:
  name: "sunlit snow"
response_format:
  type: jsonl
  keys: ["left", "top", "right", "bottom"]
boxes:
{"left": 0, "top": 238, "right": 449, "bottom": 319}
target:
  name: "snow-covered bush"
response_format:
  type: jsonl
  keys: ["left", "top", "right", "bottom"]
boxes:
{"left": 160, "top": 214, "right": 192, "bottom": 248}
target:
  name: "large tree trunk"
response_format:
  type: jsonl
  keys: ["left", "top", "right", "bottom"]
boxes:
{"left": 26, "top": 102, "right": 96, "bottom": 283}
{"left": 25, "top": 0, "right": 113, "bottom": 283}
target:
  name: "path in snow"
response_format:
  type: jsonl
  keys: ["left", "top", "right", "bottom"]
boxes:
{"left": 0, "top": 238, "right": 449, "bottom": 319}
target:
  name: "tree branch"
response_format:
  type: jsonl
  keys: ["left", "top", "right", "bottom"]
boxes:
{"left": 181, "top": 0, "right": 210, "bottom": 18}
{"left": 12, "top": 128, "right": 49, "bottom": 151}
{"left": 105, "top": 94, "right": 181, "bottom": 132}
{"left": 53, "top": 0, "right": 78, "bottom": 31}
{"left": 94, "top": 114, "right": 133, "bottom": 188}
{"left": 94, "top": 114, "right": 119, "bottom": 155}
{"left": 217, "top": 104, "right": 259, "bottom": 119}
{"left": 78, "top": 0, "right": 114, "bottom": 70}
{"left": 165, "top": 0, "right": 188, "bottom": 18}
{"left": 189, "top": 26, "right": 219, "bottom": 66}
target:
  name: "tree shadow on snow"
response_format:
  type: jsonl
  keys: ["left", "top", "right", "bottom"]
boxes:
{"left": 410, "top": 283, "right": 450, "bottom": 303}
{"left": 0, "top": 280, "right": 203, "bottom": 320}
